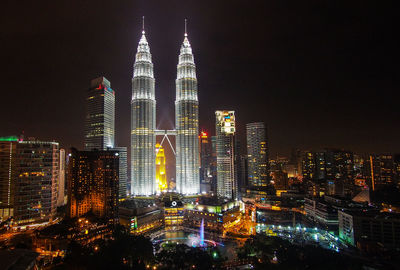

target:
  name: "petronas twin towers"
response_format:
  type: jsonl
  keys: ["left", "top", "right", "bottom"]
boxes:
{"left": 131, "top": 22, "right": 199, "bottom": 196}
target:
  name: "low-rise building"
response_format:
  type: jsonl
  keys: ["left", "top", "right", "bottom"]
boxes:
{"left": 185, "top": 198, "right": 241, "bottom": 232}
{"left": 119, "top": 199, "right": 163, "bottom": 234}
{"left": 339, "top": 210, "right": 400, "bottom": 250}
{"left": 33, "top": 217, "right": 113, "bottom": 258}
{"left": 305, "top": 195, "right": 368, "bottom": 232}
{"left": 0, "top": 249, "right": 39, "bottom": 270}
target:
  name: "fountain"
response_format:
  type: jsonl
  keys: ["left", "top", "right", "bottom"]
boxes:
{"left": 152, "top": 218, "right": 223, "bottom": 249}
{"left": 200, "top": 218, "right": 204, "bottom": 247}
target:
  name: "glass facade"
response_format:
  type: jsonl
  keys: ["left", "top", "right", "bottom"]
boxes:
{"left": 68, "top": 149, "right": 119, "bottom": 222}
{"left": 113, "top": 147, "right": 128, "bottom": 198}
{"left": 0, "top": 140, "right": 17, "bottom": 220}
{"left": 14, "top": 141, "right": 59, "bottom": 224}
{"left": 131, "top": 30, "right": 156, "bottom": 196}
{"left": 175, "top": 33, "right": 200, "bottom": 195}
{"left": 246, "top": 122, "right": 269, "bottom": 189}
{"left": 57, "top": 148, "right": 66, "bottom": 206}
{"left": 215, "top": 111, "right": 237, "bottom": 200}
{"left": 84, "top": 77, "right": 115, "bottom": 151}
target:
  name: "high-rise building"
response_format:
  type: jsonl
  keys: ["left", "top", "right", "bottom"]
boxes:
{"left": 301, "top": 149, "right": 354, "bottom": 196}
{"left": 155, "top": 144, "right": 167, "bottom": 193}
{"left": 175, "top": 28, "right": 200, "bottom": 195}
{"left": 84, "top": 77, "right": 115, "bottom": 150}
{"left": 131, "top": 27, "right": 156, "bottom": 196}
{"left": 246, "top": 122, "right": 269, "bottom": 189}
{"left": 199, "top": 131, "right": 212, "bottom": 190}
{"left": 302, "top": 151, "right": 316, "bottom": 181}
{"left": 14, "top": 140, "right": 59, "bottom": 224}
{"left": 366, "top": 154, "right": 396, "bottom": 191}
{"left": 0, "top": 136, "right": 18, "bottom": 220}
{"left": 210, "top": 136, "right": 218, "bottom": 194}
{"left": 216, "top": 111, "right": 237, "bottom": 200}
{"left": 67, "top": 149, "right": 119, "bottom": 222}
{"left": 57, "top": 148, "right": 66, "bottom": 206}
{"left": 113, "top": 147, "right": 128, "bottom": 198}
{"left": 324, "top": 149, "right": 354, "bottom": 196}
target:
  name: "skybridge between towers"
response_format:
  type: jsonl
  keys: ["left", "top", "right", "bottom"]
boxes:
{"left": 155, "top": 129, "right": 177, "bottom": 156}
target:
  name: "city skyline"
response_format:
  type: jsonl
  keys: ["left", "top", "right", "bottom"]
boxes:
{"left": 1, "top": 1, "right": 398, "bottom": 158}
{"left": 1, "top": 2, "right": 399, "bottom": 269}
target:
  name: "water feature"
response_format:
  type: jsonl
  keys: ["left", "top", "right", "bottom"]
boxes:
{"left": 199, "top": 218, "right": 204, "bottom": 247}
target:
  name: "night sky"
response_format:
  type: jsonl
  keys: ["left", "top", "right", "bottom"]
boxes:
{"left": 1, "top": 1, "right": 398, "bottom": 158}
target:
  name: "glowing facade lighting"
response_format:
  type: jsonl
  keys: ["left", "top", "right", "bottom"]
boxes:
{"left": 155, "top": 143, "right": 167, "bottom": 192}
{"left": 246, "top": 122, "right": 269, "bottom": 188}
{"left": 131, "top": 28, "right": 156, "bottom": 196}
{"left": 215, "top": 111, "right": 237, "bottom": 200}
{"left": 84, "top": 77, "right": 115, "bottom": 150}
{"left": 175, "top": 29, "right": 200, "bottom": 195}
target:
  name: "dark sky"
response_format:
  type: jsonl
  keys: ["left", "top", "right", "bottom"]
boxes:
{"left": 1, "top": 0, "right": 398, "bottom": 158}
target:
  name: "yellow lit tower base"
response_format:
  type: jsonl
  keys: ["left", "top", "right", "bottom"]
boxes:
{"left": 156, "top": 143, "right": 168, "bottom": 192}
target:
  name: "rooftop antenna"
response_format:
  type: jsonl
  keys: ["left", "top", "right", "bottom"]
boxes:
{"left": 142, "top": 16, "right": 145, "bottom": 34}
{"left": 184, "top": 18, "right": 187, "bottom": 37}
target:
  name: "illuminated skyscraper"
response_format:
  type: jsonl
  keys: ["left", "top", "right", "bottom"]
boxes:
{"left": 57, "top": 148, "right": 66, "bottom": 206}
{"left": 113, "top": 147, "right": 128, "bottom": 198}
{"left": 175, "top": 25, "right": 199, "bottom": 194}
{"left": 131, "top": 26, "right": 156, "bottom": 196}
{"left": 366, "top": 154, "right": 395, "bottom": 191}
{"left": 84, "top": 77, "right": 115, "bottom": 150}
{"left": 155, "top": 143, "right": 167, "bottom": 192}
{"left": 0, "top": 136, "right": 18, "bottom": 220}
{"left": 14, "top": 140, "right": 59, "bottom": 224}
{"left": 216, "top": 111, "right": 237, "bottom": 200}
{"left": 1, "top": 137, "right": 60, "bottom": 224}
{"left": 200, "top": 131, "right": 212, "bottom": 193}
{"left": 68, "top": 148, "right": 119, "bottom": 222}
{"left": 246, "top": 122, "right": 269, "bottom": 189}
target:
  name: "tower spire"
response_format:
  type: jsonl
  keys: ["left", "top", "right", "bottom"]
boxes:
{"left": 184, "top": 18, "right": 187, "bottom": 37}
{"left": 142, "top": 16, "right": 145, "bottom": 34}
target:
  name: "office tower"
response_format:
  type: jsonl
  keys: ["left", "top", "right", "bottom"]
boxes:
{"left": 246, "top": 122, "right": 269, "bottom": 189}
{"left": 289, "top": 148, "right": 302, "bottom": 177}
{"left": 302, "top": 151, "right": 316, "bottom": 181}
{"left": 199, "top": 131, "right": 212, "bottom": 183}
{"left": 324, "top": 149, "right": 354, "bottom": 196}
{"left": 84, "top": 77, "right": 115, "bottom": 150}
{"left": 131, "top": 27, "right": 156, "bottom": 196}
{"left": 210, "top": 136, "right": 218, "bottom": 194}
{"left": 113, "top": 147, "right": 128, "bottom": 198}
{"left": 238, "top": 155, "right": 248, "bottom": 193}
{"left": 57, "top": 148, "right": 66, "bottom": 206}
{"left": 366, "top": 154, "right": 396, "bottom": 191}
{"left": 68, "top": 149, "right": 119, "bottom": 222}
{"left": 216, "top": 111, "right": 237, "bottom": 200}
{"left": 0, "top": 136, "right": 18, "bottom": 220}
{"left": 155, "top": 143, "right": 167, "bottom": 193}
{"left": 234, "top": 139, "right": 245, "bottom": 199}
{"left": 395, "top": 154, "right": 400, "bottom": 189}
{"left": 14, "top": 140, "right": 59, "bottom": 224}
{"left": 175, "top": 28, "right": 200, "bottom": 195}
{"left": 272, "top": 171, "right": 289, "bottom": 190}
{"left": 302, "top": 149, "right": 354, "bottom": 196}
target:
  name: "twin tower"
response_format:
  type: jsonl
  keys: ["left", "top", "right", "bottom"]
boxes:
{"left": 131, "top": 24, "right": 199, "bottom": 196}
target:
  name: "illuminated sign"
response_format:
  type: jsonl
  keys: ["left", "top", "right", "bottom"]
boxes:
{"left": 0, "top": 136, "right": 18, "bottom": 142}
{"left": 216, "top": 111, "right": 235, "bottom": 135}
{"left": 130, "top": 217, "right": 137, "bottom": 229}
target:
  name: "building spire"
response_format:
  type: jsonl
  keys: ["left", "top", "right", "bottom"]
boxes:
{"left": 184, "top": 19, "right": 188, "bottom": 37}
{"left": 142, "top": 16, "right": 145, "bottom": 34}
